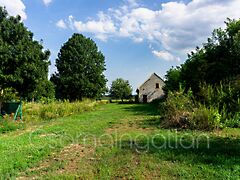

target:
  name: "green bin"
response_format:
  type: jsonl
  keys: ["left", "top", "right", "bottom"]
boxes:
{"left": 2, "top": 102, "right": 20, "bottom": 114}
{"left": 1, "top": 102, "right": 22, "bottom": 120}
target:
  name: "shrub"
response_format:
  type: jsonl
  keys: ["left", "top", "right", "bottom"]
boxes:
{"left": 198, "top": 83, "right": 240, "bottom": 127}
{"left": 161, "top": 83, "right": 240, "bottom": 130}
{"left": 224, "top": 112, "right": 240, "bottom": 128}
{"left": 190, "top": 105, "right": 222, "bottom": 130}
{"left": 160, "top": 89, "right": 195, "bottom": 129}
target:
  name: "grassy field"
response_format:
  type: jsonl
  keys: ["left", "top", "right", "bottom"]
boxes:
{"left": 0, "top": 103, "right": 239, "bottom": 179}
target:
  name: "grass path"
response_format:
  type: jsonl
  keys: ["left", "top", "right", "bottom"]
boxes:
{"left": 0, "top": 103, "right": 239, "bottom": 179}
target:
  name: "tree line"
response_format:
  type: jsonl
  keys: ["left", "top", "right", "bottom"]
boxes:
{"left": 0, "top": 7, "right": 132, "bottom": 102}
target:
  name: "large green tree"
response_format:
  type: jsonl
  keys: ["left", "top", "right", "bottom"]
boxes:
{"left": 0, "top": 7, "right": 51, "bottom": 99}
{"left": 165, "top": 18, "right": 240, "bottom": 94}
{"left": 110, "top": 78, "right": 132, "bottom": 101}
{"left": 51, "top": 33, "right": 107, "bottom": 101}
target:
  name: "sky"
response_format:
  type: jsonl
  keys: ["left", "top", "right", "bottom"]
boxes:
{"left": 1, "top": 0, "right": 240, "bottom": 91}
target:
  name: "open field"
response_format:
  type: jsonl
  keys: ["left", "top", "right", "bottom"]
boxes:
{"left": 0, "top": 103, "right": 239, "bottom": 179}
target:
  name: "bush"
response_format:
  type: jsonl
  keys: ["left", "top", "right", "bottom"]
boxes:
{"left": 198, "top": 83, "right": 240, "bottom": 127}
{"left": 160, "top": 89, "right": 195, "bottom": 129}
{"left": 224, "top": 112, "right": 240, "bottom": 128}
{"left": 198, "top": 82, "right": 240, "bottom": 115}
{"left": 190, "top": 105, "right": 222, "bottom": 130}
{"left": 161, "top": 83, "right": 240, "bottom": 130}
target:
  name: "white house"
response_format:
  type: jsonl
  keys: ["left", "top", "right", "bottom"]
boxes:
{"left": 136, "top": 73, "right": 165, "bottom": 103}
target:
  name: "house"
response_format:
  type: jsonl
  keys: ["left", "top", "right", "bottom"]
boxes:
{"left": 136, "top": 73, "right": 165, "bottom": 103}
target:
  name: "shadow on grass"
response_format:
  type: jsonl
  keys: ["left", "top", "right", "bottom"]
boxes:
{"left": 117, "top": 134, "right": 240, "bottom": 166}
{"left": 137, "top": 117, "right": 162, "bottom": 129}
{"left": 122, "top": 103, "right": 160, "bottom": 116}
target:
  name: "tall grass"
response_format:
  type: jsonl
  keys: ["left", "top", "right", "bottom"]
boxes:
{"left": 0, "top": 114, "right": 25, "bottom": 133}
{"left": 0, "top": 99, "right": 108, "bottom": 134}
{"left": 23, "top": 99, "right": 108, "bottom": 122}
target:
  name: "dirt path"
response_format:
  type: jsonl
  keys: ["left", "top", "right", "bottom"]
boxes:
{"left": 16, "top": 103, "right": 160, "bottom": 179}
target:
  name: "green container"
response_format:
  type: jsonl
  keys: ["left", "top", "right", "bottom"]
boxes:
{"left": 2, "top": 102, "right": 21, "bottom": 114}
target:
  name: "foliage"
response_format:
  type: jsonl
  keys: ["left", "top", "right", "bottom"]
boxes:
{"left": 163, "top": 66, "right": 182, "bottom": 92}
{"left": 197, "top": 82, "right": 240, "bottom": 129}
{"left": 190, "top": 104, "right": 222, "bottom": 130}
{"left": 160, "top": 88, "right": 195, "bottom": 129}
{"left": 51, "top": 33, "right": 107, "bottom": 101}
{"left": 110, "top": 78, "right": 132, "bottom": 101}
{"left": 162, "top": 19, "right": 240, "bottom": 130}
{"left": 224, "top": 112, "right": 240, "bottom": 128}
{"left": 161, "top": 83, "right": 240, "bottom": 130}
{"left": 164, "top": 18, "right": 240, "bottom": 94}
{"left": 0, "top": 87, "right": 19, "bottom": 102}
{"left": 198, "top": 82, "right": 240, "bottom": 115}
{"left": 29, "top": 79, "right": 55, "bottom": 101}
{"left": 0, "top": 7, "right": 51, "bottom": 99}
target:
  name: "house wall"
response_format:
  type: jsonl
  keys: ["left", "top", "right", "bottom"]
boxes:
{"left": 138, "top": 74, "right": 165, "bottom": 102}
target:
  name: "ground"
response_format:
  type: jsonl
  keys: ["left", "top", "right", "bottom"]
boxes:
{"left": 0, "top": 103, "right": 239, "bottom": 179}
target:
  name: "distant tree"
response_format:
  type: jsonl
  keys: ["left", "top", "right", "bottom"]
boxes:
{"left": 51, "top": 33, "right": 107, "bottom": 101}
{"left": 110, "top": 78, "right": 132, "bottom": 101}
{"left": 0, "top": 7, "right": 51, "bottom": 99}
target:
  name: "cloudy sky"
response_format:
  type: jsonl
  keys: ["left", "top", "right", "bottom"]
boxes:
{"left": 1, "top": 0, "right": 240, "bottom": 90}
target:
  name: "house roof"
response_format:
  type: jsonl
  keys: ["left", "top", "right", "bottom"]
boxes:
{"left": 137, "top": 73, "right": 165, "bottom": 90}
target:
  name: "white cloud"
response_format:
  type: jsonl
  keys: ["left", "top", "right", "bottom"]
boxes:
{"left": 63, "top": 12, "right": 116, "bottom": 41}
{"left": 125, "top": 0, "right": 139, "bottom": 8}
{"left": 0, "top": 0, "right": 27, "bottom": 20}
{"left": 59, "top": 0, "right": 240, "bottom": 60}
{"left": 152, "top": 50, "right": 180, "bottom": 62}
{"left": 42, "top": 0, "right": 52, "bottom": 6}
{"left": 56, "top": 19, "right": 67, "bottom": 29}
{"left": 73, "top": 13, "right": 116, "bottom": 34}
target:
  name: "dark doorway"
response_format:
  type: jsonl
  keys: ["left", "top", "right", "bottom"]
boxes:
{"left": 143, "top": 95, "right": 147, "bottom": 103}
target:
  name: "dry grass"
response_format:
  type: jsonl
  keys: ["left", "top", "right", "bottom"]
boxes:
{"left": 23, "top": 99, "right": 108, "bottom": 122}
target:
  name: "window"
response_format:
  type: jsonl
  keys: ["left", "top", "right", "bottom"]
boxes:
{"left": 156, "top": 83, "right": 159, "bottom": 89}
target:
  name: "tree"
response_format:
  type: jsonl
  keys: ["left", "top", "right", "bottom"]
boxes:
{"left": 110, "top": 78, "right": 132, "bottom": 101}
{"left": 165, "top": 18, "right": 240, "bottom": 95}
{"left": 29, "top": 80, "right": 55, "bottom": 101}
{"left": 51, "top": 33, "right": 107, "bottom": 101}
{"left": 163, "top": 66, "right": 182, "bottom": 92}
{"left": 0, "top": 7, "right": 51, "bottom": 99}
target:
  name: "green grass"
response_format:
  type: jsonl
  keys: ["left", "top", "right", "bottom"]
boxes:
{"left": 0, "top": 103, "right": 239, "bottom": 179}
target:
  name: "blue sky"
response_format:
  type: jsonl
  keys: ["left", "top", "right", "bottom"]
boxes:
{"left": 1, "top": 0, "right": 240, "bottom": 90}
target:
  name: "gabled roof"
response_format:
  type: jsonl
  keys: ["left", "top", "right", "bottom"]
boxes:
{"left": 152, "top": 73, "right": 165, "bottom": 82}
{"left": 137, "top": 73, "right": 165, "bottom": 90}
